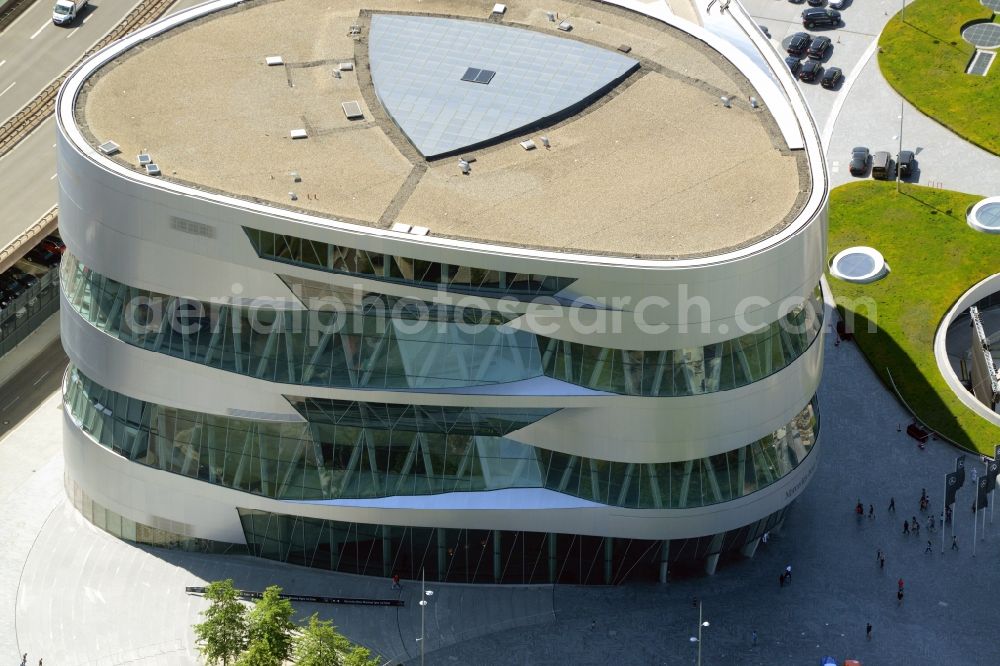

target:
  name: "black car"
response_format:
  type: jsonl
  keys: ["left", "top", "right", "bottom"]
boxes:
{"left": 830, "top": 0, "right": 850, "bottom": 8}
{"left": 807, "top": 0, "right": 825, "bottom": 6}
{"left": 784, "top": 55, "right": 802, "bottom": 75}
{"left": 788, "top": 0, "right": 806, "bottom": 4}
{"left": 897, "top": 150, "right": 916, "bottom": 178}
{"left": 808, "top": 35, "right": 832, "bottom": 59}
{"left": 786, "top": 32, "right": 812, "bottom": 57}
{"left": 821, "top": 66, "right": 843, "bottom": 88}
{"left": 799, "top": 60, "right": 822, "bottom": 82}
{"left": 0, "top": 275, "right": 26, "bottom": 300}
{"left": 802, "top": 7, "right": 841, "bottom": 28}
{"left": 3, "top": 268, "right": 37, "bottom": 289}
{"left": 25, "top": 246, "right": 61, "bottom": 268}
{"left": 849, "top": 146, "right": 870, "bottom": 176}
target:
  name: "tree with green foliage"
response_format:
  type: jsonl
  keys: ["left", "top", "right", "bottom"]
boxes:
{"left": 233, "top": 640, "right": 280, "bottom": 666}
{"left": 193, "top": 579, "right": 248, "bottom": 666}
{"left": 292, "top": 613, "right": 379, "bottom": 666}
{"left": 243, "top": 585, "right": 295, "bottom": 666}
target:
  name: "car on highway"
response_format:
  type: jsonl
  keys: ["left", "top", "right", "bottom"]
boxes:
{"left": 785, "top": 55, "right": 802, "bottom": 75}
{"left": 786, "top": 32, "right": 812, "bottom": 57}
{"left": 807, "top": 35, "right": 832, "bottom": 59}
{"left": 849, "top": 147, "right": 870, "bottom": 176}
{"left": 897, "top": 150, "right": 916, "bottom": 178}
{"left": 821, "top": 66, "right": 844, "bottom": 88}
{"left": 799, "top": 60, "right": 822, "bottom": 82}
{"left": 802, "top": 7, "right": 841, "bottom": 28}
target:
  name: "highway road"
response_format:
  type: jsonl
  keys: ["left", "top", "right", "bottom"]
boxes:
{"left": 0, "top": 336, "right": 65, "bottom": 440}
{"left": 0, "top": 0, "right": 203, "bottom": 258}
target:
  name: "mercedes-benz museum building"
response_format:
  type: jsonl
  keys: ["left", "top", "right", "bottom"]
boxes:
{"left": 56, "top": 0, "right": 826, "bottom": 583}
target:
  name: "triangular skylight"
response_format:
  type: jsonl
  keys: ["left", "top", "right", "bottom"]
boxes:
{"left": 368, "top": 15, "right": 639, "bottom": 158}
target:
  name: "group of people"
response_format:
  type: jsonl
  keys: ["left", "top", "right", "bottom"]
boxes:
{"left": 19, "top": 655, "right": 41, "bottom": 666}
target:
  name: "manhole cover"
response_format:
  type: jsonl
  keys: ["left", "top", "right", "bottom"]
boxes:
{"left": 962, "top": 22, "right": 1000, "bottom": 49}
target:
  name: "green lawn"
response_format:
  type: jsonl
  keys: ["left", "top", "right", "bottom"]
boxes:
{"left": 879, "top": 0, "right": 1000, "bottom": 155}
{"left": 827, "top": 181, "right": 1000, "bottom": 454}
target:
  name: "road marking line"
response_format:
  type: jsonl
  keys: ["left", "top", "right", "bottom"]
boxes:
{"left": 30, "top": 20, "right": 49, "bottom": 40}
{"left": 50, "top": 173, "right": 57, "bottom": 180}
{"left": 33, "top": 370, "right": 50, "bottom": 386}
{"left": 2, "top": 398, "right": 18, "bottom": 412}
{"left": 820, "top": 38, "right": 879, "bottom": 153}
{"left": 0, "top": 60, "right": 6, "bottom": 68}
{"left": 66, "top": 29, "right": 77, "bottom": 39}
{"left": 0, "top": 82, "right": 15, "bottom": 98}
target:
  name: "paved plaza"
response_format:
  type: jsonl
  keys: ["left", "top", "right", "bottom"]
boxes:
{"left": 2, "top": 293, "right": 1000, "bottom": 665}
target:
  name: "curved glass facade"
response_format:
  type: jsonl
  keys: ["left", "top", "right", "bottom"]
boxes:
{"left": 244, "top": 227, "right": 576, "bottom": 297}
{"left": 64, "top": 366, "right": 819, "bottom": 509}
{"left": 61, "top": 255, "right": 823, "bottom": 397}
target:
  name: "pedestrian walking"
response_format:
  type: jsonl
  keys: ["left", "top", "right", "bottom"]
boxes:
{"left": 928, "top": 515, "right": 935, "bottom": 532}
{"left": 903, "top": 519, "right": 910, "bottom": 535}
{"left": 785, "top": 564, "right": 792, "bottom": 583}
{"left": 925, "top": 539, "right": 933, "bottom": 554}
{"left": 879, "top": 553, "right": 885, "bottom": 569}
{"left": 779, "top": 572, "right": 785, "bottom": 587}
{"left": 762, "top": 531, "right": 769, "bottom": 544}
{"left": 752, "top": 629, "right": 758, "bottom": 646}
{"left": 391, "top": 573, "right": 401, "bottom": 590}
{"left": 897, "top": 577, "right": 904, "bottom": 591}
{"left": 866, "top": 622, "right": 872, "bottom": 640}
{"left": 869, "top": 504, "right": 875, "bottom": 519}
{"left": 897, "top": 588, "right": 904, "bottom": 605}
{"left": 913, "top": 519, "right": 920, "bottom": 536}
{"left": 889, "top": 497, "right": 896, "bottom": 512}
{"left": 952, "top": 535, "right": 959, "bottom": 551}
{"left": 876, "top": 548, "right": 882, "bottom": 562}
{"left": 21, "top": 654, "right": 26, "bottom": 666}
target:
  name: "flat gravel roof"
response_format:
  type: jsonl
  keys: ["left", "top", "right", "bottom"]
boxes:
{"left": 76, "top": 0, "right": 810, "bottom": 259}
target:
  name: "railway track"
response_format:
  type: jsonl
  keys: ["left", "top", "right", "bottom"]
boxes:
{"left": 0, "top": 0, "right": 176, "bottom": 160}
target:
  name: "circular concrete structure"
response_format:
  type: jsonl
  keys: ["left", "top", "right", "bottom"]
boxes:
{"left": 829, "top": 246, "right": 889, "bottom": 284}
{"left": 968, "top": 197, "right": 1000, "bottom": 234}
{"left": 56, "top": 0, "right": 827, "bottom": 583}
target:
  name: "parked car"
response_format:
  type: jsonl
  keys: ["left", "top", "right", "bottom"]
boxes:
{"left": 807, "top": 0, "right": 826, "bottom": 6}
{"left": 25, "top": 246, "right": 61, "bottom": 268}
{"left": 3, "top": 268, "right": 37, "bottom": 289}
{"left": 830, "top": 0, "right": 850, "bottom": 8}
{"left": 40, "top": 236, "right": 66, "bottom": 255}
{"left": 849, "top": 146, "right": 870, "bottom": 176}
{"left": 808, "top": 35, "right": 832, "bottom": 59}
{"left": 801, "top": 7, "right": 841, "bottom": 28}
{"left": 759, "top": 24, "right": 771, "bottom": 38}
{"left": 799, "top": 60, "right": 822, "bottom": 82}
{"left": 788, "top": 0, "right": 807, "bottom": 4}
{"left": 821, "top": 66, "right": 844, "bottom": 88}
{"left": 785, "top": 55, "right": 802, "bottom": 75}
{"left": 786, "top": 32, "right": 812, "bottom": 57}
{"left": 0, "top": 274, "right": 26, "bottom": 300}
{"left": 871, "top": 151, "right": 892, "bottom": 180}
{"left": 897, "top": 150, "right": 916, "bottom": 178}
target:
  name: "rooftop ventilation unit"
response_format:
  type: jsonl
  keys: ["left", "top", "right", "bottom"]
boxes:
{"left": 265, "top": 56, "right": 284, "bottom": 66}
{"left": 342, "top": 101, "right": 364, "bottom": 119}
{"left": 458, "top": 159, "right": 471, "bottom": 174}
{"left": 290, "top": 129, "right": 308, "bottom": 139}
{"left": 539, "top": 136, "right": 550, "bottom": 148}
{"left": 338, "top": 62, "right": 354, "bottom": 71}
{"left": 461, "top": 67, "right": 496, "bottom": 84}
{"left": 558, "top": 20, "right": 572, "bottom": 32}
{"left": 492, "top": 3, "right": 506, "bottom": 14}
{"left": 545, "top": 11, "right": 557, "bottom": 21}
{"left": 520, "top": 139, "right": 536, "bottom": 151}
{"left": 145, "top": 163, "right": 161, "bottom": 176}
{"left": 98, "top": 141, "right": 120, "bottom": 156}
{"left": 617, "top": 44, "right": 632, "bottom": 53}
{"left": 391, "top": 222, "right": 412, "bottom": 233}
{"left": 410, "top": 226, "right": 429, "bottom": 236}
{"left": 137, "top": 153, "right": 151, "bottom": 166}
{"left": 720, "top": 96, "right": 731, "bottom": 108}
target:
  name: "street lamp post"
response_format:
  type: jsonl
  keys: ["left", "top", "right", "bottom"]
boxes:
{"left": 896, "top": 101, "right": 903, "bottom": 192}
{"left": 689, "top": 601, "right": 710, "bottom": 666}
{"left": 418, "top": 569, "right": 434, "bottom": 666}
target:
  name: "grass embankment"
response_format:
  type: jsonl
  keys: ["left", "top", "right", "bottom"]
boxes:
{"left": 879, "top": 0, "right": 1000, "bottom": 155}
{"left": 827, "top": 181, "right": 1000, "bottom": 454}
